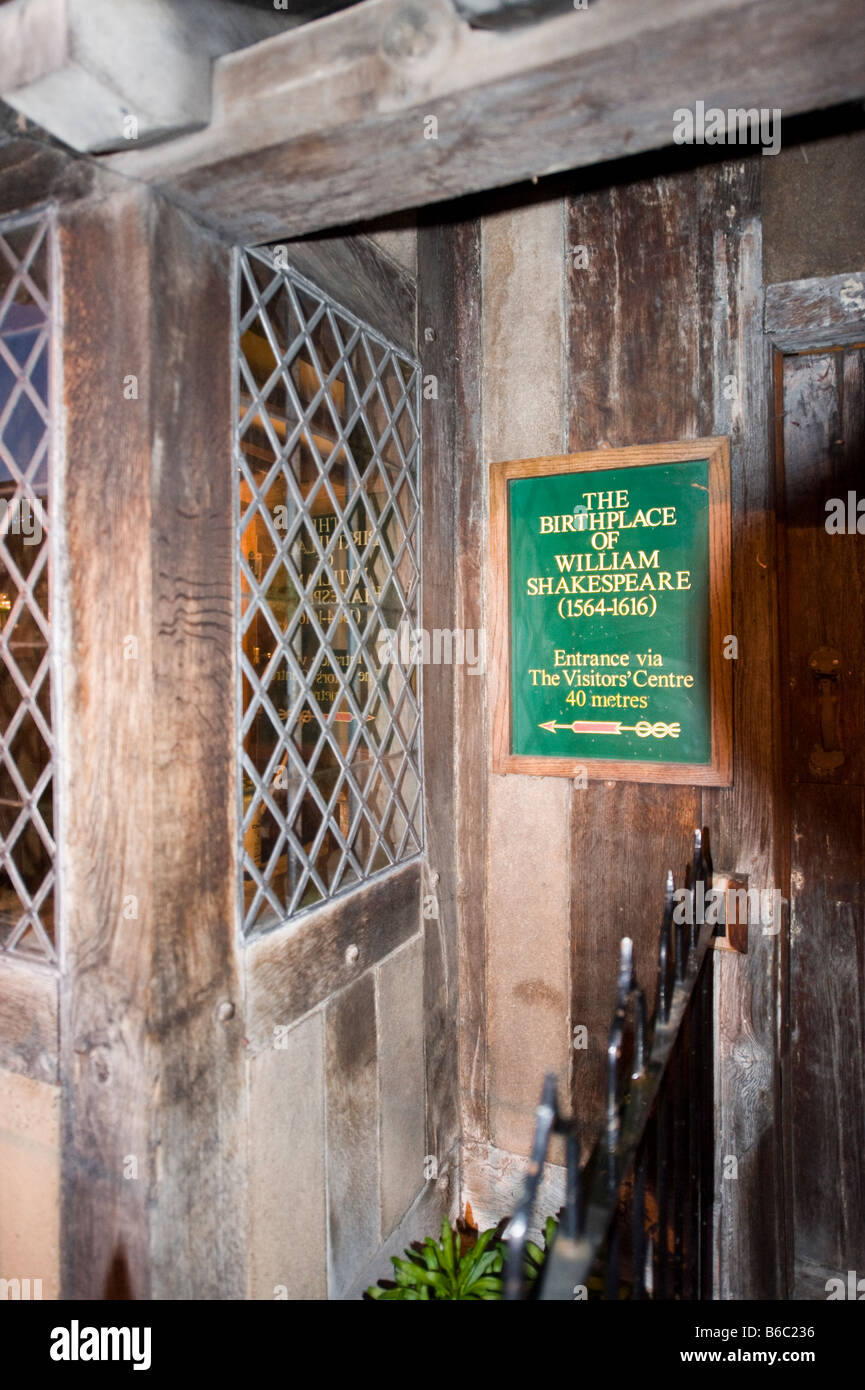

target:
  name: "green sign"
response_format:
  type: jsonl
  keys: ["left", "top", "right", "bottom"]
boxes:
{"left": 508, "top": 458, "right": 711, "bottom": 765}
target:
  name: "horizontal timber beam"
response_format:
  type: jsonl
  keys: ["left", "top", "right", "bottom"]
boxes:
{"left": 0, "top": 0, "right": 294, "bottom": 153}
{"left": 100, "top": 0, "right": 865, "bottom": 243}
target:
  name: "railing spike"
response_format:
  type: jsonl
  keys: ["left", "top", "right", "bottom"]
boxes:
{"left": 658, "top": 868, "right": 676, "bottom": 1023}
{"left": 518, "top": 833, "right": 716, "bottom": 1300}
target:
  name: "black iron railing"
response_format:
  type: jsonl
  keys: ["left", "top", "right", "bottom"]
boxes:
{"left": 505, "top": 828, "right": 715, "bottom": 1301}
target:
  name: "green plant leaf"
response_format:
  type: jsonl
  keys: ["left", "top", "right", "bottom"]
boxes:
{"left": 419, "top": 1238, "right": 442, "bottom": 1272}
{"left": 367, "top": 1213, "right": 551, "bottom": 1300}
{"left": 439, "top": 1218, "right": 455, "bottom": 1278}
{"left": 461, "top": 1246, "right": 502, "bottom": 1290}
{"left": 465, "top": 1276, "right": 503, "bottom": 1297}
{"left": 393, "top": 1259, "right": 449, "bottom": 1292}
{"left": 391, "top": 1263, "right": 420, "bottom": 1289}
{"left": 456, "top": 1227, "right": 498, "bottom": 1293}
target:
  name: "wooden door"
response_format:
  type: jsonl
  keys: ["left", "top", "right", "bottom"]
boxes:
{"left": 777, "top": 339, "right": 865, "bottom": 1299}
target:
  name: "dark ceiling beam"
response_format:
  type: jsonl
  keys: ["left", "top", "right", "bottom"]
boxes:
{"left": 451, "top": 0, "right": 595, "bottom": 29}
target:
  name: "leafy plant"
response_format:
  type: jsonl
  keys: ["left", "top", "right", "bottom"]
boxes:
{"left": 365, "top": 1216, "right": 506, "bottom": 1300}
{"left": 521, "top": 1214, "right": 558, "bottom": 1292}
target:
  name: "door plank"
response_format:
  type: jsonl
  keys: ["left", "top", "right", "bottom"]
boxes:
{"left": 782, "top": 349, "right": 865, "bottom": 786}
{"left": 699, "top": 158, "right": 787, "bottom": 1299}
{"left": 790, "top": 783, "right": 865, "bottom": 1289}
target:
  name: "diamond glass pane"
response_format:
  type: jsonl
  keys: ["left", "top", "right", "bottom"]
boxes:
{"left": 237, "top": 248, "right": 423, "bottom": 935}
{"left": 0, "top": 211, "right": 55, "bottom": 962}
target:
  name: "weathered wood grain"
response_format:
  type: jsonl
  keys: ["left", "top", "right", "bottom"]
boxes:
{"left": 451, "top": 217, "right": 487, "bottom": 1143}
{"left": 283, "top": 230, "right": 416, "bottom": 355}
{"left": 417, "top": 217, "right": 460, "bottom": 1166}
{"left": 105, "top": 0, "right": 865, "bottom": 243}
{"left": 781, "top": 348, "right": 865, "bottom": 786}
{"left": 0, "top": 132, "right": 98, "bottom": 219}
{"left": 0, "top": 957, "right": 57, "bottom": 1082}
{"left": 57, "top": 185, "right": 155, "bottom": 1301}
{"left": 778, "top": 336, "right": 865, "bottom": 1294}
{"left": 461, "top": 1137, "right": 565, "bottom": 1242}
{"left": 57, "top": 186, "right": 246, "bottom": 1301}
{"left": 245, "top": 862, "right": 422, "bottom": 1050}
{"left": 566, "top": 170, "right": 704, "bottom": 1144}
{"left": 147, "top": 197, "right": 245, "bottom": 1300}
{"left": 698, "top": 157, "right": 787, "bottom": 1299}
{"left": 0, "top": 0, "right": 299, "bottom": 154}
{"left": 789, "top": 784, "right": 865, "bottom": 1294}
{"left": 765, "top": 270, "right": 865, "bottom": 350}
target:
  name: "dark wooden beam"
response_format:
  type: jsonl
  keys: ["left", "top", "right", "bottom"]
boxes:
{"left": 146, "top": 196, "right": 246, "bottom": 1301}
{"left": 57, "top": 183, "right": 246, "bottom": 1300}
{"left": 765, "top": 269, "right": 865, "bottom": 350}
{"left": 102, "top": 0, "right": 865, "bottom": 242}
{"left": 698, "top": 157, "right": 787, "bottom": 1299}
{"left": 58, "top": 184, "right": 156, "bottom": 1301}
{"left": 417, "top": 217, "right": 460, "bottom": 1165}
{"left": 452, "top": 0, "right": 589, "bottom": 29}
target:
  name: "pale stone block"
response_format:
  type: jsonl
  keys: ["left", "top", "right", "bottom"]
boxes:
{"left": 248, "top": 1011, "right": 327, "bottom": 1300}
{"left": 482, "top": 197, "right": 571, "bottom": 1159}
{"left": 325, "top": 972, "right": 379, "bottom": 1298}
{"left": 377, "top": 936, "right": 425, "bottom": 1239}
{"left": 0, "top": 1068, "right": 60, "bottom": 1299}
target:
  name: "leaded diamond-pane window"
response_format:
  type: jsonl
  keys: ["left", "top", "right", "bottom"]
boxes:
{"left": 236, "top": 248, "right": 423, "bottom": 935}
{"left": 0, "top": 210, "right": 55, "bottom": 961}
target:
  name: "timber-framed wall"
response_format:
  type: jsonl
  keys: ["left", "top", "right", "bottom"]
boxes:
{"left": 448, "top": 155, "right": 788, "bottom": 1297}
{"left": 0, "top": 117, "right": 463, "bottom": 1301}
{"left": 0, "top": 0, "right": 861, "bottom": 1302}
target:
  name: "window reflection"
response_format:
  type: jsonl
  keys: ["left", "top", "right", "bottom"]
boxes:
{"left": 0, "top": 214, "right": 55, "bottom": 960}
{"left": 237, "top": 251, "right": 422, "bottom": 933}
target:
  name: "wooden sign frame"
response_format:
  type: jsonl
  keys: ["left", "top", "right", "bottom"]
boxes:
{"left": 489, "top": 438, "right": 732, "bottom": 785}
